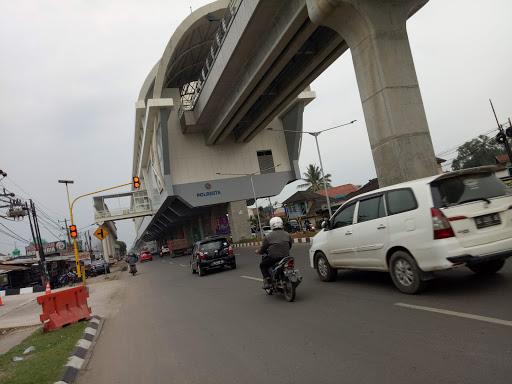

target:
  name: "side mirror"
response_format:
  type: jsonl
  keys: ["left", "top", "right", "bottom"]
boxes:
{"left": 321, "top": 220, "right": 329, "bottom": 229}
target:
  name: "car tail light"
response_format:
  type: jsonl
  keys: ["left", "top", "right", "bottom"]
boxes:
{"left": 228, "top": 245, "right": 234, "bottom": 256}
{"left": 286, "top": 259, "right": 295, "bottom": 269}
{"left": 431, "top": 207, "right": 455, "bottom": 239}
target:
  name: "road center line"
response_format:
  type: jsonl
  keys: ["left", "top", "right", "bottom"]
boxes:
{"left": 395, "top": 302, "right": 512, "bottom": 327}
{"left": 241, "top": 275, "right": 263, "bottom": 282}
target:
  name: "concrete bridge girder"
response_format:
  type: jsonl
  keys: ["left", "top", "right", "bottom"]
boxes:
{"left": 306, "top": 0, "right": 438, "bottom": 186}
{"left": 185, "top": 0, "right": 437, "bottom": 186}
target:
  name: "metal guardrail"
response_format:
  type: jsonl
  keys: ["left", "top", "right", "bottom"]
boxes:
{"left": 178, "top": 0, "right": 243, "bottom": 120}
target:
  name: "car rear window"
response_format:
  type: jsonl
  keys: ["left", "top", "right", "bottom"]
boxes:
{"left": 431, "top": 173, "right": 508, "bottom": 208}
{"left": 200, "top": 240, "right": 227, "bottom": 251}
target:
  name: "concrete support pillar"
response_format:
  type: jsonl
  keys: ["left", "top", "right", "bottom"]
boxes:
{"left": 101, "top": 238, "right": 109, "bottom": 261}
{"left": 105, "top": 238, "right": 113, "bottom": 262}
{"left": 228, "top": 200, "right": 251, "bottom": 242}
{"left": 307, "top": 0, "right": 438, "bottom": 186}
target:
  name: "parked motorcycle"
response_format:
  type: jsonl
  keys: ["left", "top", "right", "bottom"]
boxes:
{"left": 57, "top": 271, "right": 80, "bottom": 287}
{"left": 263, "top": 256, "right": 302, "bottom": 302}
{"left": 129, "top": 264, "right": 137, "bottom": 276}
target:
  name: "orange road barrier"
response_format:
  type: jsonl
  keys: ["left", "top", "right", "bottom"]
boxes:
{"left": 37, "top": 286, "right": 91, "bottom": 332}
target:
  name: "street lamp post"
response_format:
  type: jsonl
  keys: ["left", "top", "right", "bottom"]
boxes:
{"left": 216, "top": 164, "right": 280, "bottom": 240}
{"left": 268, "top": 120, "right": 356, "bottom": 218}
{"left": 59, "top": 179, "right": 134, "bottom": 286}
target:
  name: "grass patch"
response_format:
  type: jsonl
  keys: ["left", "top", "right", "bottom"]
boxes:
{"left": 0, "top": 321, "right": 88, "bottom": 384}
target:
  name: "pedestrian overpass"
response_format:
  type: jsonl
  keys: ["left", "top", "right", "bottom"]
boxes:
{"left": 92, "top": 190, "right": 154, "bottom": 259}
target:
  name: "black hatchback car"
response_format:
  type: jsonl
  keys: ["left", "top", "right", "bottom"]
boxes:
{"left": 190, "top": 236, "right": 236, "bottom": 276}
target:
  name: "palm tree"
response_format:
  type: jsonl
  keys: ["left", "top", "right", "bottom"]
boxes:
{"left": 298, "top": 164, "right": 332, "bottom": 192}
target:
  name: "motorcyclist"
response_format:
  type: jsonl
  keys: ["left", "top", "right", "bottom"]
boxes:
{"left": 126, "top": 253, "right": 138, "bottom": 273}
{"left": 256, "top": 217, "right": 293, "bottom": 289}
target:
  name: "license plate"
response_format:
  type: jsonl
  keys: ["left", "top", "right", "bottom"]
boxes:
{"left": 474, "top": 213, "right": 501, "bottom": 229}
{"left": 211, "top": 260, "right": 224, "bottom": 266}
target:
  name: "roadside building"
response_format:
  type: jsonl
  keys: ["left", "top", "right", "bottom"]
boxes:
{"left": 495, "top": 154, "right": 511, "bottom": 178}
{"left": 316, "top": 184, "right": 360, "bottom": 206}
{"left": 282, "top": 190, "right": 325, "bottom": 228}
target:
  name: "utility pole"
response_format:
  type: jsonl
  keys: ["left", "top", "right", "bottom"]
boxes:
{"left": 59, "top": 218, "right": 72, "bottom": 248}
{"left": 490, "top": 99, "right": 512, "bottom": 163}
{"left": 27, "top": 200, "right": 48, "bottom": 285}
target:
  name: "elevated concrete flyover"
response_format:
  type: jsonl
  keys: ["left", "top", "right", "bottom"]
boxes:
{"left": 154, "top": 0, "right": 439, "bottom": 187}
{"left": 131, "top": 0, "right": 440, "bottom": 248}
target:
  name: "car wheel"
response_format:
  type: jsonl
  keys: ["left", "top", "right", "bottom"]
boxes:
{"left": 468, "top": 259, "right": 505, "bottom": 275}
{"left": 315, "top": 252, "right": 337, "bottom": 282}
{"left": 389, "top": 251, "right": 425, "bottom": 294}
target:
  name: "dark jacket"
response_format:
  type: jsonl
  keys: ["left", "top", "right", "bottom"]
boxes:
{"left": 126, "top": 254, "right": 138, "bottom": 265}
{"left": 258, "top": 229, "right": 292, "bottom": 259}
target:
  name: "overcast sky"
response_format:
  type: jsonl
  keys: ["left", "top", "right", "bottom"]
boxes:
{"left": 1, "top": 0, "right": 511, "bottom": 254}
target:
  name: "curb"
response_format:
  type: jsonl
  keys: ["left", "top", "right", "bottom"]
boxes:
{"left": 233, "top": 237, "right": 313, "bottom": 247}
{"left": 54, "top": 315, "right": 103, "bottom": 384}
{"left": 0, "top": 286, "right": 45, "bottom": 297}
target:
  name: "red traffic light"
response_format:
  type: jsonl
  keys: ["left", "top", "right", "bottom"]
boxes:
{"left": 132, "top": 176, "right": 141, "bottom": 189}
{"left": 69, "top": 225, "right": 78, "bottom": 239}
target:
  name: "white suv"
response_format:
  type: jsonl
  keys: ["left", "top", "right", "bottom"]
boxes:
{"left": 309, "top": 167, "right": 512, "bottom": 294}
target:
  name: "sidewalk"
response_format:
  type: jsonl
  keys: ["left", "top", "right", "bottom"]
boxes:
{"left": 0, "top": 268, "right": 127, "bottom": 356}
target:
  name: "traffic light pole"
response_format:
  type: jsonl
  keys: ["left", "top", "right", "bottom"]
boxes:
{"left": 64, "top": 181, "right": 133, "bottom": 286}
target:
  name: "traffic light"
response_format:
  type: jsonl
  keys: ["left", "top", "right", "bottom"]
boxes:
{"left": 496, "top": 132, "right": 507, "bottom": 144}
{"left": 69, "top": 225, "right": 78, "bottom": 239}
{"left": 132, "top": 176, "right": 141, "bottom": 189}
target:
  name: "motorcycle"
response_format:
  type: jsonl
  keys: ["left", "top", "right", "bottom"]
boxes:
{"left": 129, "top": 264, "right": 137, "bottom": 276}
{"left": 263, "top": 256, "right": 302, "bottom": 302}
{"left": 57, "top": 271, "right": 80, "bottom": 287}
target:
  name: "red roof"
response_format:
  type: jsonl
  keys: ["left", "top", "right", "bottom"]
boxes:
{"left": 496, "top": 154, "right": 510, "bottom": 164}
{"left": 316, "top": 184, "right": 360, "bottom": 199}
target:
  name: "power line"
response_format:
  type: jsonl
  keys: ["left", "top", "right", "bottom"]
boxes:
{"left": 4, "top": 176, "right": 65, "bottom": 218}
{"left": 441, "top": 135, "right": 500, "bottom": 170}
{"left": 36, "top": 218, "right": 63, "bottom": 242}
{"left": 1, "top": 177, "right": 66, "bottom": 232}
{"left": 37, "top": 210, "right": 63, "bottom": 231}
{"left": 0, "top": 225, "right": 30, "bottom": 244}
{"left": 436, "top": 128, "right": 499, "bottom": 158}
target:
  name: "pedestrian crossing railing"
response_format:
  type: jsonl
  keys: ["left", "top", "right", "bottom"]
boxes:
{"left": 94, "top": 190, "right": 154, "bottom": 222}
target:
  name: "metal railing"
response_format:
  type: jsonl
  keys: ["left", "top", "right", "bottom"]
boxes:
{"left": 178, "top": 0, "right": 243, "bottom": 120}
{"left": 94, "top": 190, "right": 153, "bottom": 221}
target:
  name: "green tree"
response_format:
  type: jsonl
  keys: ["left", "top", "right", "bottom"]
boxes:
{"left": 298, "top": 164, "right": 332, "bottom": 192}
{"left": 452, "top": 135, "right": 504, "bottom": 170}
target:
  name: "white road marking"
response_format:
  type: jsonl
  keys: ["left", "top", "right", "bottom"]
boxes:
{"left": 395, "top": 303, "right": 512, "bottom": 327}
{"left": 169, "top": 261, "right": 174, "bottom": 264}
{"left": 241, "top": 275, "right": 263, "bottom": 282}
{"left": 179, "top": 264, "right": 187, "bottom": 267}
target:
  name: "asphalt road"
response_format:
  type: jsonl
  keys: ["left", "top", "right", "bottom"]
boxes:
{"left": 79, "top": 245, "right": 512, "bottom": 384}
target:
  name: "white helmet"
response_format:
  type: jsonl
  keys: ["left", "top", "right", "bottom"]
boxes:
{"left": 269, "top": 216, "right": 284, "bottom": 230}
